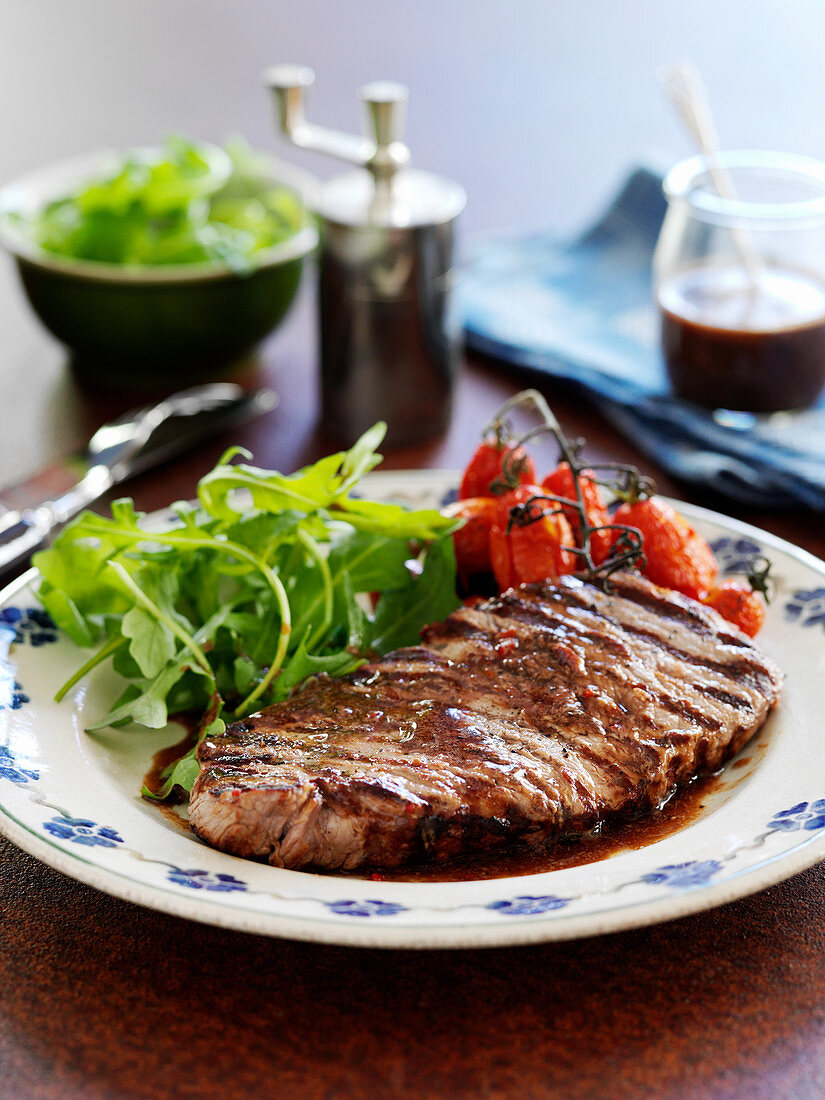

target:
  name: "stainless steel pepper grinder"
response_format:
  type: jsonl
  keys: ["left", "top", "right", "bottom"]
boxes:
{"left": 263, "top": 65, "right": 466, "bottom": 447}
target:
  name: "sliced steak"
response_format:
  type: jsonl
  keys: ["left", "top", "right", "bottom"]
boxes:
{"left": 189, "top": 573, "right": 783, "bottom": 871}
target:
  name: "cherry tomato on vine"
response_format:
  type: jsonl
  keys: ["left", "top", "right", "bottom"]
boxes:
{"left": 703, "top": 580, "right": 765, "bottom": 637}
{"left": 542, "top": 462, "right": 614, "bottom": 565}
{"left": 459, "top": 437, "right": 536, "bottom": 499}
{"left": 442, "top": 496, "right": 498, "bottom": 577}
{"left": 611, "top": 497, "right": 718, "bottom": 600}
{"left": 489, "top": 485, "right": 576, "bottom": 591}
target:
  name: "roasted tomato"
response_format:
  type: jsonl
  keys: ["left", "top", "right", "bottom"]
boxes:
{"left": 611, "top": 497, "right": 718, "bottom": 600}
{"left": 442, "top": 496, "right": 498, "bottom": 577}
{"left": 489, "top": 485, "right": 576, "bottom": 590}
{"left": 542, "top": 462, "right": 614, "bottom": 565}
{"left": 459, "top": 437, "right": 536, "bottom": 499}
{"left": 704, "top": 580, "right": 766, "bottom": 637}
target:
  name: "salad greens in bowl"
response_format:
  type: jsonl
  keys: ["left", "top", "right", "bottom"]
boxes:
{"left": 0, "top": 137, "right": 318, "bottom": 387}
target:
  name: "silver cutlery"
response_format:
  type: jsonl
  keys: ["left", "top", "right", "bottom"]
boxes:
{"left": 0, "top": 382, "right": 276, "bottom": 575}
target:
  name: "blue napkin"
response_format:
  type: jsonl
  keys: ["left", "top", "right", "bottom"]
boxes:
{"left": 458, "top": 168, "right": 825, "bottom": 511}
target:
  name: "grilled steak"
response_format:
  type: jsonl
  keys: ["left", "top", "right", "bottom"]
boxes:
{"left": 189, "top": 573, "right": 783, "bottom": 871}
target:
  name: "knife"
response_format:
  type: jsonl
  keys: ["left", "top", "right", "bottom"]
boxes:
{"left": 0, "top": 382, "right": 277, "bottom": 576}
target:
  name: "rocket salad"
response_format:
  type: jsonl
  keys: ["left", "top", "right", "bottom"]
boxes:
{"left": 9, "top": 135, "right": 308, "bottom": 272}
{"left": 34, "top": 425, "right": 459, "bottom": 799}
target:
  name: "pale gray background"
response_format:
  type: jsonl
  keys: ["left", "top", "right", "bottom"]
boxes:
{"left": 1, "top": 0, "right": 823, "bottom": 478}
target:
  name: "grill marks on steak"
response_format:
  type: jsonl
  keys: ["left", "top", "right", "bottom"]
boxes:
{"left": 189, "top": 573, "right": 783, "bottom": 871}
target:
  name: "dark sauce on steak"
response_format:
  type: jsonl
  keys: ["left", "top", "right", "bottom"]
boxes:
{"left": 353, "top": 770, "right": 724, "bottom": 882}
{"left": 382, "top": 729, "right": 768, "bottom": 882}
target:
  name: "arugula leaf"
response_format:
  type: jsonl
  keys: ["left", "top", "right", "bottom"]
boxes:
{"left": 328, "top": 532, "right": 416, "bottom": 592}
{"left": 270, "top": 635, "right": 364, "bottom": 702}
{"left": 233, "top": 655, "right": 258, "bottom": 695}
{"left": 223, "top": 510, "right": 324, "bottom": 557}
{"left": 340, "top": 572, "right": 372, "bottom": 652}
{"left": 331, "top": 497, "right": 458, "bottom": 540}
{"left": 36, "top": 528, "right": 133, "bottom": 645}
{"left": 37, "top": 585, "right": 97, "bottom": 648}
{"left": 197, "top": 452, "right": 349, "bottom": 521}
{"left": 285, "top": 550, "right": 330, "bottom": 653}
{"left": 369, "top": 536, "right": 460, "bottom": 653}
{"left": 335, "top": 422, "right": 387, "bottom": 492}
{"left": 86, "top": 657, "right": 210, "bottom": 731}
{"left": 121, "top": 607, "right": 176, "bottom": 679}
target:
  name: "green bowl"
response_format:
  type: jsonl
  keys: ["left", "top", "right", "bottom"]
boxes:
{"left": 0, "top": 148, "right": 318, "bottom": 389}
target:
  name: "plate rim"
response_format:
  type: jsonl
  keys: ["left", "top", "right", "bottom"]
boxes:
{"left": 0, "top": 476, "right": 823, "bottom": 949}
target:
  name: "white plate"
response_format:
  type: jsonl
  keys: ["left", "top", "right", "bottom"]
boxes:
{"left": 1, "top": 469, "right": 824, "bottom": 949}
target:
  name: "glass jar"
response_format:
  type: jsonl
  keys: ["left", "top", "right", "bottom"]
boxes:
{"left": 653, "top": 151, "right": 825, "bottom": 412}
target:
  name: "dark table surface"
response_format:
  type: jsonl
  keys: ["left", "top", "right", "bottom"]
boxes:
{"left": 1, "top": 279, "right": 825, "bottom": 1100}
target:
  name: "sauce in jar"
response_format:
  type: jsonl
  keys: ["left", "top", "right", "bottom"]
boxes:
{"left": 659, "top": 264, "right": 825, "bottom": 411}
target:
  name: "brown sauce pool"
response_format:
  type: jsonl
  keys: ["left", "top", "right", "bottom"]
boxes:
{"left": 363, "top": 770, "right": 724, "bottom": 882}
{"left": 384, "top": 731, "right": 769, "bottom": 881}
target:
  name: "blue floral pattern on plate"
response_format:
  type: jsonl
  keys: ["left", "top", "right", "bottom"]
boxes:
{"left": 0, "top": 680, "right": 29, "bottom": 711}
{"left": 710, "top": 537, "right": 763, "bottom": 575}
{"left": 784, "top": 589, "right": 825, "bottom": 631}
{"left": 0, "top": 607, "right": 58, "bottom": 646}
{"left": 325, "top": 899, "right": 408, "bottom": 917}
{"left": 767, "top": 800, "right": 825, "bottom": 832}
{"left": 487, "top": 895, "right": 571, "bottom": 916}
{"left": 0, "top": 744, "right": 39, "bottom": 785}
{"left": 167, "top": 868, "right": 248, "bottom": 892}
{"left": 641, "top": 860, "right": 724, "bottom": 889}
{"left": 43, "top": 816, "right": 123, "bottom": 847}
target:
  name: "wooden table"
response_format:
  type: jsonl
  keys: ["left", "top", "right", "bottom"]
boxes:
{"left": 1, "top": 280, "right": 825, "bottom": 1100}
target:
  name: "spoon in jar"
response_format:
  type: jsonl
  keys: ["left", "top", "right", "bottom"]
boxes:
{"left": 659, "top": 60, "right": 764, "bottom": 293}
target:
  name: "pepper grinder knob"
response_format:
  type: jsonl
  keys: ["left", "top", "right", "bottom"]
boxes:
{"left": 264, "top": 63, "right": 315, "bottom": 134}
{"left": 358, "top": 82, "right": 411, "bottom": 181}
